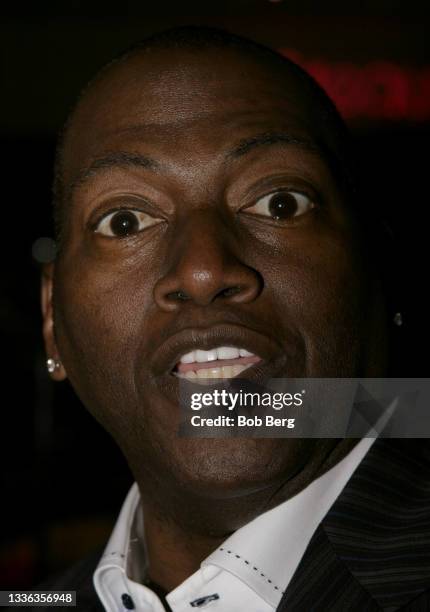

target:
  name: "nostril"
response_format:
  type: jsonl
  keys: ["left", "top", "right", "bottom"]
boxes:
{"left": 220, "top": 286, "right": 242, "bottom": 298}
{"left": 166, "top": 290, "right": 190, "bottom": 302}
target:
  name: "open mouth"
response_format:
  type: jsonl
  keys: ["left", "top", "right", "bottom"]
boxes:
{"left": 173, "top": 346, "right": 262, "bottom": 380}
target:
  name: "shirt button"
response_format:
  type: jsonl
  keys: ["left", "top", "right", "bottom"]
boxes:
{"left": 121, "top": 593, "right": 135, "bottom": 610}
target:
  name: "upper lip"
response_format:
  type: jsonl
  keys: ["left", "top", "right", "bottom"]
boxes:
{"left": 151, "top": 323, "right": 283, "bottom": 377}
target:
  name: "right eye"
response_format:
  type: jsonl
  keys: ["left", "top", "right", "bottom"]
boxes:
{"left": 94, "top": 209, "right": 163, "bottom": 238}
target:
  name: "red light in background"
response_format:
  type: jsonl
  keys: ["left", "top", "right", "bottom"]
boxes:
{"left": 281, "top": 49, "right": 430, "bottom": 121}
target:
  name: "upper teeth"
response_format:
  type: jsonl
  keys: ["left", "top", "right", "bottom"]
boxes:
{"left": 180, "top": 346, "right": 254, "bottom": 364}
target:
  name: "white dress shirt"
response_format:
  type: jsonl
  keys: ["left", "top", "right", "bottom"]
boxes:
{"left": 93, "top": 436, "right": 376, "bottom": 611}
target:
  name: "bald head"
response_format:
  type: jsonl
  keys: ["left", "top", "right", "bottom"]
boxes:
{"left": 52, "top": 26, "right": 355, "bottom": 242}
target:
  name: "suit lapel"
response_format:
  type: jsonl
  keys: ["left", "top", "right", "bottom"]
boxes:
{"left": 276, "top": 521, "right": 379, "bottom": 611}
{"left": 277, "top": 440, "right": 430, "bottom": 611}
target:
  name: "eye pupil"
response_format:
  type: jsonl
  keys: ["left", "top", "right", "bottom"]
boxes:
{"left": 110, "top": 211, "right": 139, "bottom": 236}
{"left": 268, "top": 192, "right": 298, "bottom": 219}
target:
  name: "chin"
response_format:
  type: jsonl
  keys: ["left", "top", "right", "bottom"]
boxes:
{"left": 157, "top": 437, "right": 317, "bottom": 500}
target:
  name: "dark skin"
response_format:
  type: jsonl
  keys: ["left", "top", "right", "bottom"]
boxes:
{"left": 42, "top": 46, "right": 388, "bottom": 592}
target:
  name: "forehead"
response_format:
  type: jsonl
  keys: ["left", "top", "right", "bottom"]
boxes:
{"left": 63, "top": 48, "right": 328, "bottom": 182}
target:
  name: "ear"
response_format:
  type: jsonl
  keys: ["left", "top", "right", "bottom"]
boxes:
{"left": 41, "top": 262, "right": 67, "bottom": 381}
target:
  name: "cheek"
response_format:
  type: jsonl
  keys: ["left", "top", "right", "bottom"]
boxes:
{"left": 52, "top": 254, "right": 154, "bottom": 435}
{"left": 254, "top": 227, "right": 367, "bottom": 374}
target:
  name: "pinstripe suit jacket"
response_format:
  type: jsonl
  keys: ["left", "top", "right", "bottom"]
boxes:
{"left": 17, "top": 439, "right": 430, "bottom": 611}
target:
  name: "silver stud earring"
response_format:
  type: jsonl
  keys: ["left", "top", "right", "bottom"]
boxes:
{"left": 46, "top": 358, "right": 61, "bottom": 373}
{"left": 393, "top": 312, "right": 403, "bottom": 327}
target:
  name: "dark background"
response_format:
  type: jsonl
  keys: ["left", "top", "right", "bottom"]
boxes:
{"left": 1, "top": 2, "right": 429, "bottom": 589}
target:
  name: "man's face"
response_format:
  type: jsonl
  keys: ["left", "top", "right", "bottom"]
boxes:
{"left": 43, "top": 47, "right": 386, "bottom": 525}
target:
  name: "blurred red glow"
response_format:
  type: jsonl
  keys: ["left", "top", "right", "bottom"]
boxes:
{"left": 281, "top": 50, "right": 430, "bottom": 121}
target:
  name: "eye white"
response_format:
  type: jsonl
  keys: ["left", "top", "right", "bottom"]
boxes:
{"left": 245, "top": 190, "right": 314, "bottom": 220}
{"left": 95, "top": 209, "right": 163, "bottom": 237}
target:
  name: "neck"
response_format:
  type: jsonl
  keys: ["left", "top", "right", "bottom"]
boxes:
{"left": 138, "top": 438, "right": 358, "bottom": 592}
{"left": 142, "top": 501, "right": 225, "bottom": 592}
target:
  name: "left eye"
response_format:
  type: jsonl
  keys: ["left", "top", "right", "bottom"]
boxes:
{"left": 244, "top": 190, "right": 315, "bottom": 221}
{"left": 94, "top": 209, "right": 163, "bottom": 237}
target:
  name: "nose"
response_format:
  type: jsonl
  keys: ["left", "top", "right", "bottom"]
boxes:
{"left": 153, "top": 212, "right": 262, "bottom": 311}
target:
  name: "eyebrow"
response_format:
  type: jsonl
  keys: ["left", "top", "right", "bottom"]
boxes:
{"left": 227, "top": 131, "right": 320, "bottom": 159}
{"left": 67, "top": 131, "right": 321, "bottom": 199}
{"left": 67, "top": 150, "right": 160, "bottom": 199}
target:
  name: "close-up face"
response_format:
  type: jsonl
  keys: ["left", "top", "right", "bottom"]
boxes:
{"left": 43, "top": 45, "right": 388, "bottom": 529}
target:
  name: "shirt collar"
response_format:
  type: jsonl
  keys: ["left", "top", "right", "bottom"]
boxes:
{"left": 202, "top": 436, "right": 375, "bottom": 607}
{"left": 94, "top": 437, "right": 375, "bottom": 610}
